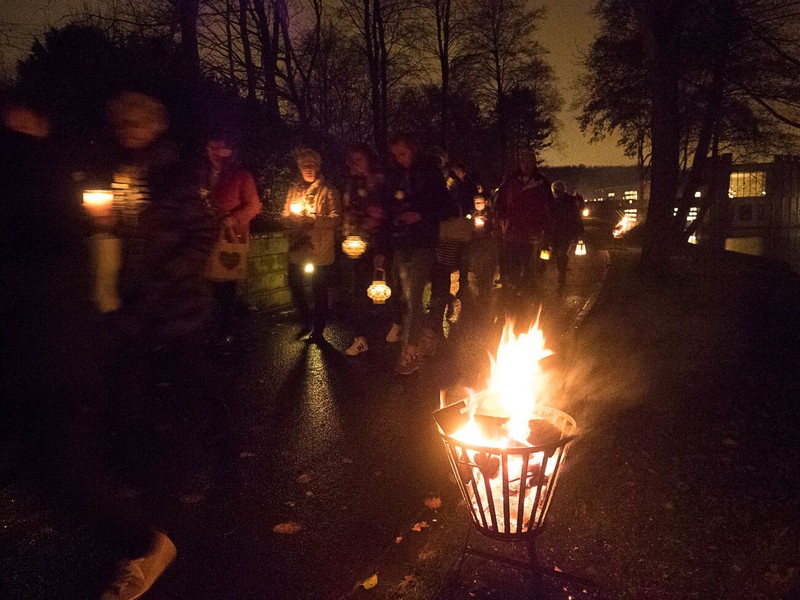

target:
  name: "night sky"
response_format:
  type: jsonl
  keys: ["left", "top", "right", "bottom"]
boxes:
{"left": 0, "top": 0, "right": 632, "bottom": 166}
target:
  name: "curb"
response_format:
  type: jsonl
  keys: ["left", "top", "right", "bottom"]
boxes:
{"left": 558, "top": 249, "right": 611, "bottom": 348}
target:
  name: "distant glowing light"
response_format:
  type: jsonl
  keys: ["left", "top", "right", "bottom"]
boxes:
{"left": 304, "top": 263, "right": 315, "bottom": 274}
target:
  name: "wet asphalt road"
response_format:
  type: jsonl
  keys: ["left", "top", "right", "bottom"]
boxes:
{"left": 0, "top": 245, "right": 606, "bottom": 600}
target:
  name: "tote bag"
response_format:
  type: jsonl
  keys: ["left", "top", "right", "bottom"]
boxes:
{"left": 207, "top": 228, "right": 249, "bottom": 281}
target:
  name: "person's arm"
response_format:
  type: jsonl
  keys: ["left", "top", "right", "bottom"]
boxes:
{"left": 314, "top": 185, "right": 341, "bottom": 229}
{"left": 228, "top": 171, "right": 261, "bottom": 226}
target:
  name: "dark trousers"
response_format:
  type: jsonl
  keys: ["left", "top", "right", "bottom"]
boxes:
{"left": 213, "top": 281, "right": 237, "bottom": 337}
{"left": 344, "top": 253, "right": 378, "bottom": 337}
{"left": 427, "top": 261, "right": 454, "bottom": 336}
{"left": 288, "top": 262, "right": 334, "bottom": 333}
{"left": 500, "top": 241, "right": 536, "bottom": 291}
{"left": 552, "top": 238, "right": 572, "bottom": 284}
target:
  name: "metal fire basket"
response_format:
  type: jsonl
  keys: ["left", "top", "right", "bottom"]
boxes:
{"left": 434, "top": 400, "right": 577, "bottom": 540}
{"left": 433, "top": 398, "right": 580, "bottom": 596}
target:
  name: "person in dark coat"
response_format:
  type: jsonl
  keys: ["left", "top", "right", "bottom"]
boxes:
{"left": 86, "top": 91, "right": 219, "bottom": 600}
{"left": 550, "top": 180, "right": 585, "bottom": 287}
{"left": 386, "top": 133, "right": 450, "bottom": 375}
{"left": 341, "top": 142, "right": 388, "bottom": 356}
{"left": 495, "top": 150, "right": 552, "bottom": 294}
{"left": 0, "top": 95, "right": 176, "bottom": 600}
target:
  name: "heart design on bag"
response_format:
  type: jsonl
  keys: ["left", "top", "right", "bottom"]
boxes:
{"left": 219, "top": 252, "right": 241, "bottom": 270}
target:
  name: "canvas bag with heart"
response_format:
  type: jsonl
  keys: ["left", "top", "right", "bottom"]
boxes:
{"left": 207, "top": 227, "right": 249, "bottom": 281}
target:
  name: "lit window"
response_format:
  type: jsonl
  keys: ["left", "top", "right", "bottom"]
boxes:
{"left": 729, "top": 172, "right": 766, "bottom": 198}
{"left": 608, "top": 192, "right": 616, "bottom": 198}
{"left": 623, "top": 190, "right": 638, "bottom": 201}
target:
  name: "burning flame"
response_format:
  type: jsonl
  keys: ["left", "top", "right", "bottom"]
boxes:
{"left": 445, "top": 319, "right": 554, "bottom": 449}
{"left": 612, "top": 214, "right": 633, "bottom": 238}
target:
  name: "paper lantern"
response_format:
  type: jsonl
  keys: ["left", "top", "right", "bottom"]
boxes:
{"left": 367, "top": 268, "right": 392, "bottom": 304}
{"left": 575, "top": 240, "right": 587, "bottom": 256}
{"left": 341, "top": 235, "right": 367, "bottom": 258}
{"left": 539, "top": 247, "right": 551, "bottom": 261}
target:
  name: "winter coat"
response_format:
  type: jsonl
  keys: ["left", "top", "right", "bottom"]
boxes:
{"left": 495, "top": 172, "right": 552, "bottom": 244}
{"left": 342, "top": 172, "right": 388, "bottom": 255}
{"left": 281, "top": 177, "right": 341, "bottom": 266}
{"left": 450, "top": 175, "right": 479, "bottom": 216}
{"left": 111, "top": 144, "right": 217, "bottom": 341}
{"left": 204, "top": 162, "right": 262, "bottom": 238}
{"left": 550, "top": 191, "right": 584, "bottom": 243}
{"left": 388, "top": 157, "right": 451, "bottom": 249}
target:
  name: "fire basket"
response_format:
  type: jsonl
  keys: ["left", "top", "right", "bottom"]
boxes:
{"left": 434, "top": 397, "right": 577, "bottom": 541}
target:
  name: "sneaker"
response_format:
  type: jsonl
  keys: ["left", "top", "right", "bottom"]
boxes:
{"left": 385, "top": 323, "right": 402, "bottom": 343}
{"left": 447, "top": 298, "right": 462, "bottom": 323}
{"left": 102, "top": 531, "right": 177, "bottom": 600}
{"left": 395, "top": 344, "right": 422, "bottom": 375}
{"left": 345, "top": 336, "right": 369, "bottom": 356}
{"left": 417, "top": 328, "right": 441, "bottom": 357}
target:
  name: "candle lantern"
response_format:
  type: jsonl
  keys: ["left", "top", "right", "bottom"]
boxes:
{"left": 341, "top": 235, "right": 367, "bottom": 258}
{"left": 367, "top": 268, "right": 392, "bottom": 304}
{"left": 304, "top": 263, "right": 315, "bottom": 274}
{"left": 83, "top": 190, "right": 114, "bottom": 219}
{"left": 474, "top": 215, "right": 486, "bottom": 229}
{"left": 289, "top": 200, "right": 305, "bottom": 215}
{"left": 539, "top": 247, "right": 551, "bottom": 261}
{"left": 575, "top": 240, "right": 587, "bottom": 256}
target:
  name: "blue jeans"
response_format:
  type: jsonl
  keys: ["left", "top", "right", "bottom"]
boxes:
{"left": 390, "top": 247, "right": 434, "bottom": 345}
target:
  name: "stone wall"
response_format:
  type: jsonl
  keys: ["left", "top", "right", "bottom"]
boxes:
{"left": 244, "top": 231, "right": 291, "bottom": 310}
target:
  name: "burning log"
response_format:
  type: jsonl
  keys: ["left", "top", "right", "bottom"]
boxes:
{"left": 527, "top": 419, "right": 562, "bottom": 447}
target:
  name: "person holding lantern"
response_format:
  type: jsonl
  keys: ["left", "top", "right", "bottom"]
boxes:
{"left": 495, "top": 150, "right": 552, "bottom": 295}
{"left": 386, "top": 133, "right": 451, "bottom": 375}
{"left": 340, "top": 143, "right": 389, "bottom": 356}
{"left": 282, "top": 148, "right": 341, "bottom": 342}
{"left": 469, "top": 193, "right": 500, "bottom": 311}
{"left": 549, "top": 180, "right": 585, "bottom": 288}
{"left": 201, "top": 132, "right": 262, "bottom": 348}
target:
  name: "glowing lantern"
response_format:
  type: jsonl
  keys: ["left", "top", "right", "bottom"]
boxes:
{"left": 582, "top": 208, "right": 589, "bottom": 218}
{"left": 474, "top": 215, "right": 486, "bottom": 229}
{"left": 83, "top": 190, "right": 114, "bottom": 218}
{"left": 289, "top": 200, "right": 305, "bottom": 215}
{"left": 539, "top": 247, "right": 551, "bottom": 261}
{"left": 341, "top": 235, "right": 367, "bottom": 258}
{"left": 367, "top": 268, "right": 392, "bottom": 304}
{"left": 575, "top": 240, "right": 587, "bottom": 256}
{"left": 304, "top": 263, "right": 315, "bottom": 274}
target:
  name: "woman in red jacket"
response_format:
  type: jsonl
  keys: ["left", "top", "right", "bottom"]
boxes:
{"left": 203, "top": 135, "right": 262, "bottom": 346}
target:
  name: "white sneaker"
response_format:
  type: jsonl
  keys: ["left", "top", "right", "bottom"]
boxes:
{"left": 345, "top": 336, "right": 369, "bottom": 356}
{"left": 102, "top": 531, "right": 177, "bottom": 600}
{"left": 385, "top": 323, "right": 402, "bottom": 343}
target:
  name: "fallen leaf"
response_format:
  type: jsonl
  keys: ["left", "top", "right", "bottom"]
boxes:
{"left": 305, "top": 490, "right": 314, "bottom": 497}
{"left": 395, "top": 536, "right": 403, "bottom": 544}
{"left": 361, "top": 573, "right": 378, "bottom": 590}
{"left": 239, "top": 452, "right": 256, "bottom": 458}
{"left": 296, "top": 474, "right": 312, "bottom": 484}
{"left": 397, "top": 575, "right": 416, "bottom": 591}
{"left": 180, "top": 493, "right": 205, "bottom": 504}
{"left": 342, "top": 457, "right": 354, "bottom": 464}
{"left": 418, "top": 548, "right": 436, "bottom": 561}
{"left": 424, "top": 497, "right": 442, "bottom": 510}
{"left": 554, "top": 565, "right": 563, "bottom": 573}
{"left": 411, "top": 521, "right": 429, "bottom": 532}
{"left": 273, "top": 521, "right": 303, "bottom": 535}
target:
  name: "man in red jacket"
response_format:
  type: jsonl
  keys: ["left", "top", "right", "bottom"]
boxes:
{"left": 495, "top": 150, "right": 552, "bottom": 294}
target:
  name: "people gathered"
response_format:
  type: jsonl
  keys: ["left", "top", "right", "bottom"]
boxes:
{"left": 2, "top": 82, "right": 591, "bottom": 598}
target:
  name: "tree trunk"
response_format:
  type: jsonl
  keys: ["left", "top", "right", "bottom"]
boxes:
{"left": 636, "top": 0, "right": 686, "bottom": 274}
{"left": 238, "top": 0, "right": 257, "bottom": 101}
{"left": 179, "top": 0, "right": 201, "bottom": 64}
{"left": 252, "top": 0, "right": 281, "bottom": 120}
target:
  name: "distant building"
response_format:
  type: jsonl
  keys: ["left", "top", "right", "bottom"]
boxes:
{"left": 701, "top": 155, "right": 800, "bottom": 272}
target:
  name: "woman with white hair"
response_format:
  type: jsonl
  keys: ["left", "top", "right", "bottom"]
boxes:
{"left": 281, "top": 148, "right": 341, "bottom": 342}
